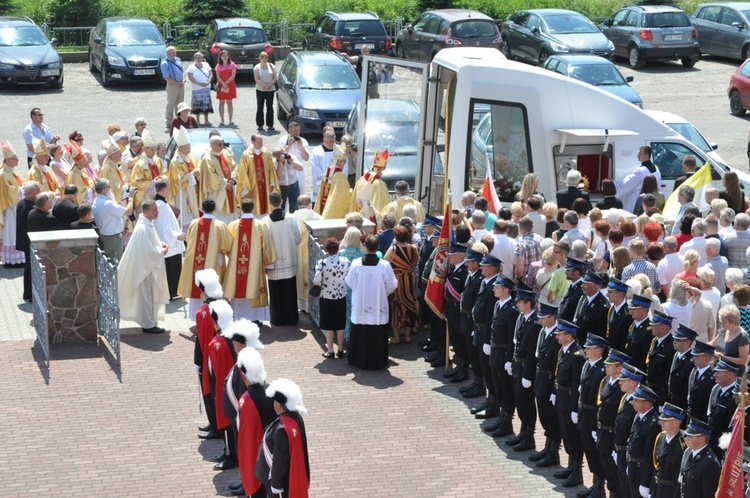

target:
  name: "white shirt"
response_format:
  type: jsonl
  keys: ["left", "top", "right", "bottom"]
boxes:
{"left": 527, "top": 211, "right": 546, "bottom": 238}
{"left": 657, "top": 252, "right": 684, "bottom": 288}
{"left": 310, "top": 145, "right": 333, "bottom": 202}
{"left": 680, "top": 236, "right": 707, "bottom": 266}
{"left": 345, "top": 257, "right": 397, "bottom": 325}
{"left": 153, "top": 198, "right": 182, "bottom": 258}
{"left": 23, "top": 121, "right": 53, "bottom": 158}
{"left": 92, "top": 194, "right": 126, "bottom": 236}
{"left": 491, "top": 234, "right": 517, "bottom": 280}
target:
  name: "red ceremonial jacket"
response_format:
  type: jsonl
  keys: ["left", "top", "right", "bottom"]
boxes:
{"left": 208, "top": 335, "right": 236, "bottom": 429}
{"left": 195, "top": 302, "right": 216, "bottom": 395}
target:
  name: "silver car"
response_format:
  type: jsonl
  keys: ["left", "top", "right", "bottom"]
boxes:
{"left": 691, "top": 3, "right": 750, "bottom": 60}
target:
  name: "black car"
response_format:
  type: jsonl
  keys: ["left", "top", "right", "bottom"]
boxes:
{"left": 88, "top": 17, "right": 174, "bottom": 87}
{"left": 303, "top": 11, "right": 392, "bottom": 56}
{"left": 197, "top": 18, "right": 273, "bottom": 72}
{"left": 0, "top": 16, "right": 63, "bottom": 88}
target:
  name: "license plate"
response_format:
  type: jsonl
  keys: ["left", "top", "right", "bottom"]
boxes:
{"left": 327, "top": 121, "right": 346, "bottom": 128}
{"left": 237, "top": 64, "right": 253, "bottom": 70}
{"left": 40, "top": 69, "right": 60, "bottom": 77}
{"left": 664, "top": 34, "right": 681, "bottom": 41}
{"left": 355, "top": 43, "right": 375, "bottom": 50}
{"left": 133, "top": 69, "right": 155, "bottom": 76}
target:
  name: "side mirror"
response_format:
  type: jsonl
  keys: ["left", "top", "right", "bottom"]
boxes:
{"left": 710, "top": 142, "right": 719, "bottom": 150}
{"left": 732, "top": 22, "right": 745, "bottom": 30}
{"left": 625, "top": 76, "right": 634, "bottom": 82}
{"left": 306, "top": 26, "right": 314, "bottom": 34}
{"left": 407, "top": 25, "right": 414, "bottom": 32}
{"left": 531, "top": 26, "right": 540, "bottom": 35}
{"left": 166, "top": 36, "right": 175, "bottom": 43}
{"left": 602, "top": 19, "right": 612, "bottom": 27}
{"left": 284, "top": 81, "right": 292, "bottom": 89}
{"left": 93, "top": 37, "right": 103, "bottom": 44}
{"left": 50, "top": 37, "right": 58, "bottom": 47}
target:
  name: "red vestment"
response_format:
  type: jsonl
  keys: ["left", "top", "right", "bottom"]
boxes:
{"left": 208, "top": 335, "right": 235, "bottom": 429}
{"left": 280, "top": 415, "right": 310, "bottom": 498}
{"left": 190, "top": 218, "right": 213, "bottom": 298}
{"left": 196, "top": 302, "right": 216, "bottom": 395}
{"left": 234, "top": 218, "right": 253, "bottom": 299}
{"left": 238, "top": 391, "right": 263, "bottom": 494}
{"left": 253, "top": 153, "right": 268, "bottom": 215}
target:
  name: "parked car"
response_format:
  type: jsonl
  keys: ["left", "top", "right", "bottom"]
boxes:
{"left": 165, "top": 127, "right": 248, "bottom": 165}
{"left": 644, "top": 110, "right": 729, "bottom": 169}
{"left": 196, "top": 18, "right": 272, "bottom": 71}
{"left": 691, "top": 3, "right": 750, "bottom": 60}
{"left": 303, "top": 12, "right": 391, "bottom": 56}
{"left": 728, "top": 58, "right": 750, "bottom": 116}
{"left": 394, "top": 9, "right": 501, "bottom": 62}
{"left": 542, "top": 55, "right": 642, "bottom": 107}
{"left": 0, "top": 16, "right": 63, "bottom": 88}
{"left": 276, "top": 51, "right": 361, "bottom": 136}
{"left": 599, "top": 5, "right": 700, "bottom": 69}
{"left": 500, "top": 9, "right": 614, "bottom": 65}
{"left": 88, "top": 17, "right": 173, "bottom": 87}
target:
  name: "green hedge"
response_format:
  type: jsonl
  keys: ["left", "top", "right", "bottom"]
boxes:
{"left": 11, "top": 0, "right": 706, "bottom": 27}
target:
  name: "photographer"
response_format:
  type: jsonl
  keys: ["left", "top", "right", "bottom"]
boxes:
{"left": 92, "top": 178, "right": 136, "bottom": 262}
{"left": 273, "top": 146, "right": 303, "bottom": 213}
{"left": 278, "top": 121, "right": 309, "bottom": 192}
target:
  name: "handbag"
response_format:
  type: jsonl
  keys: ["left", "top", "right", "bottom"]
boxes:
{"left": 309, "top": 284, "right": 322, "bottom": 298}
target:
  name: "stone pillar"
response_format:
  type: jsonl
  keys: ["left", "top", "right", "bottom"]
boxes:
{"left": 28, "top": 229, "right": 99, "bottom": 343}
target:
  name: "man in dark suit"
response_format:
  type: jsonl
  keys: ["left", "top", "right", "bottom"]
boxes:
{"left": 443, "top": 243, "right": 469, "bottom": 382}
{"left": 559, "top": 257, "right": 586, "bottom": 322}
{"left": 605, "top": 278, "right": 632, "bottom": 351}
{"left": 624, "top": 294, "right": 653, "bottom": 371}
{"left": 651, "top": 403, "right": 687, "bottom": 498}
{"left": 460, "top": 249, "right": 486, "bottom": 400}
{"left": 613, "top": 364, "right": 642, "bottom": 498}
{"left": 706, "top": 358, "right": 739, "bottom": 460}
{"left": 556, "top": 169, "right": 592, "bottom": 211}
{"left": 626, "top": 385, "right": 661, "bottom": 498}
{"left": 577, "top": 334, "right": 608, "bottom": 498}
{"left": 531, "top": 304, "right": 562, "bottom": 468}
{"left": 687, "top": 341, "right": 716, "bottom": 422}
{"left": 679, "top": 418, "right": 721, "bottom": 498}
{"left": 673, "top": 155, "right": 697, "bottom": 191}
{"left": 669, "top": 325, "right": 697, "bottom": 411}
{"left": 506, "top": 285, "right": 541, "bottom": 451}
{"left": 573, "top": 270, "right": 610, "bottom": 346}
{"left": 15, "top": 181, "right": 40, "bottom": 302}
{"left": 51, "top": 184, "right": 79, "bottom": 228}
{"left": 24, "top": 191, "right": 61, "bottom": 303}
{"left": 596, "top": 349, "right": 631, "bottom": 497}
{"left": 646, "top": 311, "right": 676, "bottom": 402}
{"left": 472, "top": 255, "right": 501, "bottom": 421}
{"left": 552, "top": 319, "right": 587, "bottom": 488}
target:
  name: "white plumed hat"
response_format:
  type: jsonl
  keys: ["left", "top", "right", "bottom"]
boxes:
{"left": 222, "top": 318, "right": 263, "bottom": 350}
{"left": 195, "top": 268, "right": 223, "bottom": 299}
{"left": 266, "top": 378, "right": 307, "bottom": 415}
{"left": 208, "top": 299, "right": 234, "bottom": 331}
{"left": 236, "top": 347, "right": 266, "bottom": 385}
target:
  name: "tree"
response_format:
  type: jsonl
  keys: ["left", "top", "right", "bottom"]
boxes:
{"left": 47, "top": 0, "right": 104, "bottom": 27}
{"left": 0, "top": 0, "right": 13, "bottom": 17}
{"left": 183, "top": 0, "right": 246, "bottom": 25}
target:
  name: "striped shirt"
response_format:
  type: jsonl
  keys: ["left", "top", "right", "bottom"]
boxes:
{"left": 621, "top": 258, "right": 661, "bottom": 289}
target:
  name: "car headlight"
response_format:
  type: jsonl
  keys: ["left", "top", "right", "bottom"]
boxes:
{"left": 107, "top": 56, "right": 126, "bottom": 66}
{"left": 549, "top": 41, "right": 569, "bottom": 52}
{"left": 46, "top": 61, "right": 61, "bottom": 69}
{"left": 298, "top": 109, "right": 318, "bottom": 119}
{"left": 0, "top": 63, "right": 14, "bottom": 70}
{"left": 607, "top": 41, "right": 615, "bottom": 51}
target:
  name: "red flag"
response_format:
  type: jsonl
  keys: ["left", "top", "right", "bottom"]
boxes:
{"left": 425, "top": 203, "right": 451, "bottom": 319}
{"left": 715, "top": 408, "right": 745, "bottom": 498}
{"left": 481, "top": 157, "right": 501, "bottom": 216}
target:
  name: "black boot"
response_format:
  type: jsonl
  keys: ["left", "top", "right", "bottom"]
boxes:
{"left": 470, "top": 398, "right": 491, "bottom": 415}
{"left": 483, "top": 417, "right": 503, "bottom": 433}
{"left": 462, "top": 382, "right": 486, "bottom": 398}
{"left": 552, "top": 453, "right": 572, "bottom": 478}
{"left": 460, "top": 379, "right": 480, "bottom": 394}
{"left": 576, "top": 485, "right": 594, "bottom": 497}
{"left": 562, "top": 459, "right": 584, "bottom": 488}
{"left": 589, "top": 476, "right": 607, "bottom": 498}
{"left": 537, "top": 440, "right": 561, "bottom": 468}
{"left": 512, "top": 427, "right": 536, "bottom": 452}
{"left": 450, "top": 367, "right": 470, "bottom": 383}
{"left": 505, "top": 423, "right": 525, "bottom": 446}
{"left": 490, "top": 412, "right": 514, "bottom": 438}
{"left": 529, "top": 437, "right": 551, "bottom": 462}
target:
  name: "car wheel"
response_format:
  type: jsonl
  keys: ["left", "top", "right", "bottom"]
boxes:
{"left": 88, "top": 51, "right": 98, "bottom": 73}
{"left": 502, "top": 38, "right": 512, "bottom": 59}
{"left": 681, "top": 56, "right": 698, "bottom": 68}
{"left": 101, "top": 62, "right": 112, "bottom": 87}
{"left": 537, "top": 49, "right": 549, "bottom": 66}
{"left": 49, "top": 70, "right": 63, "bottom": 89}
{"left": 730, "top": 90, "right": 746, "bottom": 117}
{"left": 396, "top": 43, "right": 405, "bottom": 59}
{"left": 277, "top": 101, "right": 287, "bottom": 121}
{"left": 628, "top": 46, "right": 646, "bottom": 69}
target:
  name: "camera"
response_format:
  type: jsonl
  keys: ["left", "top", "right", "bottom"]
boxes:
{"left": 223, "top": 141, "right": 230, "bottom": 148}
{"left": 284, "top": 154, "right": 292, "bottom": 160}
{"left": 351, "top": 144, "right": 357, "bottom": 152}
{"left": 292, "top": 135, "right": 300, "bottom": 141}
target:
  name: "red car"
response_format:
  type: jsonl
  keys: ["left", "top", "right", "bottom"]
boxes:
{"left": 728, "top": 59, "right": 750, "bottom": 116}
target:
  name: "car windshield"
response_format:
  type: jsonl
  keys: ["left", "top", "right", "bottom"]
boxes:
{"left": 452, "top": 20, "right": 498, "bottom": 38}
{"left": 569, "top": 63, "right": 626, "bottom": 86}
{"left": 643, "top": 12, "right": 691, "bottom": 28}
{"left": 743, "top": 10, "right": 750, "bottom": 21}
{"left": 339, "top": 20, "right": 386, "bottom": 37}
{"left": 298, "top": 64, "right": 360, "bottom": 90}
{"left": 544, "top": 14, "right": 599, "bottom": 34}
{"left": 0, "top": 26, "right": 48, "bottom": 47}
{"left": 666, "top": 122, "right": 712, "bottom": 153}
{"left": 217, "top": 27, "right": 266, "bottom": 45}
{"left": 107, "top": 26, "right": 163, "bottom": 46}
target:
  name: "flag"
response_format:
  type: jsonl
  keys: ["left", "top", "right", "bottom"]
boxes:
{"left": 424, "top": 203, "right": 451, "bottom": 319}
{"left": 715, "top": 408, "right": 745, "bottom": 498}
{"left": 662, "top": 161, "right": 713, "bottom": 220}
{"left": 482, "top": 155, "right": 501, "bottom": 216}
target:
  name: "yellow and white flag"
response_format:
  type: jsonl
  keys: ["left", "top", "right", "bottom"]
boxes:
{"left": 662, "top": 161, "right": 713, "bottom": 220}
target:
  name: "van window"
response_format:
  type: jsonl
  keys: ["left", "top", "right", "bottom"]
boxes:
{"left": 643, "top": 12, "right": 691, "bottom": 28}
{"left": 650, "top": 142, "right": 698, "bottom": 179}
{"left": 467, "top": 101, "right": 532, "bottom": 201}
{"left": 452, "top": 20, "right": 498, "bottom": 38}
{"left": 720, "top": 8, "right": 742, "bottom": 27}
{"left": 697, "top": 6, "right": 721, "bottom": 23}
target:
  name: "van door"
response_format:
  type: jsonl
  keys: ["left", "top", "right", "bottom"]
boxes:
{"left": 649, "top": 141, "right": 703, "bottom": 196}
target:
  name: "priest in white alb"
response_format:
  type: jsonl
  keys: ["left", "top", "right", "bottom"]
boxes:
{"left": 223, "top": 198, "right": 276, "bottom": 323}
{"left": 0, "top": 141, "right": 25, "bottom": 267}
{"left": 118, "top": 199, "right": 170, "bottom": 334}
{"left": 153, "top": 179, "right": 185, "bottom": 300}
{"left": 168, "top": 127, "right": 200, "bottom": 231}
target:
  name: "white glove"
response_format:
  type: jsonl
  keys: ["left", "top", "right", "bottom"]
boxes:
{"left": 639, "top": 485, "right": 649, "bottom": 498}
{"left": 550, "top": 394, "right": 556, "bottom": 406}
{"left": 194, "top": 364, "right": 200, "bottom": 374}
{"left": 522, "top": 378, "right": 532, "bottom": 389}
{"left": 592, "top": 431, "right": 598, "bottom": 442}
{"left": 482, "top": 344, "right": 491, "bottom": 356}
{"left": 271, "top": 487, "right": 284, "bottom": 495}
{"left": 612, "top": 450, "right": 618, "bottom": 464}
{"left": 504, "top": 362, "right": 512, "bottom": 375}
{"left": 571, "top": 412, "right": 578, "bottom": 424}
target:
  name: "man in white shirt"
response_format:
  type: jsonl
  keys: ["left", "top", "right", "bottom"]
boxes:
{"left": 271, "top": 147, "right": 303, "bottom": 213}
{"left": 657, "top": 237, "right": 684, "bottom": 298}
{"left": 525, "top": 195, "right": 546, "bottom": 238}
{"left": 153, "top": 180, "right": 185, "bottom": 299}
{"left": 718, "top": 207, "right": 736, "bottom": 239}
{"left": 278, "top": 121, "right": 309, "bottom": 194}
{"left": 22, "top": 107, "right": 59, "bottom": 164}
{"left": 92, "top": 178, "right": 135, "bottom": 262}
{"left": 679, "top": 218, "right": 707, "bottom": 266}
{"left": 490, "top": 219, "right": 517, "bottom": 280}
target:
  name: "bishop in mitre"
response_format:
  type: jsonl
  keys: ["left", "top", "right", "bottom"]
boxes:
{"left": 200, "top": 134, "right": 238, "bottom": 225}
{"left": 26, "top": 138, "right": 59, "bottom": 197}
{"left": 291, "top": 194, "right": 320, "bottom": 313}
{"left": 315, "top": 143, "right": 348, "bottom": 217}
{"left": 131, "top": 133, "right": 167, "bottom": 209}
{"left": 236, "top": 134, "right": 279, "bottom": 217}
{"left": 118, "top": 199, "right": 170, "bottom": 334}
{"left": 349, "top": 148, "right": 391, "bottom": 227}
{"left": 65, "top": 139, "right": 95, "bottom": 204}
{"left": 98, "top": 138, "right": 127, "bottom": 206}
{"left": 168, "top": 127, "right": 200, "bottom": 231}
{"left": 0, "top": 141, "right": 25, "bottom": 267}
{"left": 223, "top": 198, "right": 277, "bottom": 323}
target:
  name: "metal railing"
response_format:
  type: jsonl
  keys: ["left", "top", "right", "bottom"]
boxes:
{"left": 96, "top": 248, "right": 121, "bottom": 365}
{"left": 30, "top": 248, "right": 49, "bottom": 369}
{"left": 307, "top": 233, "right": 326, "bottom": 327}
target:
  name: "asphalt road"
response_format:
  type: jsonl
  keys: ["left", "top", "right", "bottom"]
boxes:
{"left": 0, "top": 55, "right": 747, "bottom": 185}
